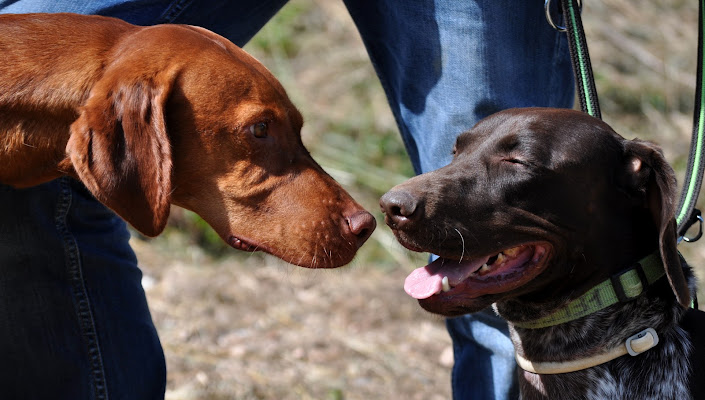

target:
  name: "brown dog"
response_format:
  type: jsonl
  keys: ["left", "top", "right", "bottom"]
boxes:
{"left": 0, "top": 13, "right": 375, "bottom": 268}
{"left": 380, "top": 108, "right": 704, "bottom": 399}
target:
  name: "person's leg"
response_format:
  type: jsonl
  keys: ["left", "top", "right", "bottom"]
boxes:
{"left": 0, "top": 0, "right": 288, "bottom": 47}
{"left": 0, "top": 2, "right": 286, "bottom": 399}
{"left": 344, "top": 0, "right": 574, "bottom": 174}
{"left": 445, "top": 311, "right": 519, "bottom": 399}
{"left": 343, "top": 1, "right": 574, "bottom": 398}
{"left": 0, "top": 178, "right": 166, "bottom": 399}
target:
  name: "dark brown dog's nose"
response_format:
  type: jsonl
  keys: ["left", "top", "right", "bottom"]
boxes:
{"left": 379, "top": 190, "right": 419, "bottom": 228}
{"left": 346, "top": 210, "right": 376, "bottom": 247}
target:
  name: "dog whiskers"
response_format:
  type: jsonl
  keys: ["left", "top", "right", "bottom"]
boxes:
{"left": 454, "top": 228, "right": 465, "bottom": 262}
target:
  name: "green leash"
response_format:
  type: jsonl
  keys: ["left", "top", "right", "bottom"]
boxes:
{"left": 557, "top": 0, "right": 705, "bottom": 239}
{"left": 676, "top": 0, "right": 705, "bottom": 239}
{"left": 550, "top": 0, "right": 703, "bottom": 314}
{"left": 559, "top": 0, "right": 600, "bottom": 119}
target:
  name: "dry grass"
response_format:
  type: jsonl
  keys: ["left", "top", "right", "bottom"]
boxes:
{"left": 135, "top": 235, "right": 451, "bottom": 400}
{"left": 581, "top": 0, "right": 705, "bottom": 291}
{"left": 136, "top": 1, "right": 705, "bottom": 398}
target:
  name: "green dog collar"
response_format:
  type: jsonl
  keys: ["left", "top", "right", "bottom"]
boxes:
{"left": 513, "top": 252, "right": 665, "bottom": 329}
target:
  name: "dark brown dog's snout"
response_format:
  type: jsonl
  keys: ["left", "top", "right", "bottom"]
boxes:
{"left": 379, "top": 190, "right": 420, "bottom": 229}
{"left": 346, "top": 210, "right": 376, "bottom": 247}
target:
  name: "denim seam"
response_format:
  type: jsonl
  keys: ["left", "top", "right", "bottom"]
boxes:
{"left": 157, "top": 0, "right": 195, "bottom": 24}
{"left": 55, "top": 178, "right": 109, "bottom": 400}
{"left": 363, "top": 48, "right": 423, "bottom": 175}
{"left": 446, "top": 318, "right": 466, "bottom": 400}
{"left": 551, "top": 26, "right": 574, "bottom": 107}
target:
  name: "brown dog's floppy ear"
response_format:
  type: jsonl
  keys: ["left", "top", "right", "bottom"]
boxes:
{"left": 624, "top": 139, "right": 690, "bottom": 307}
{"left": 67, "top": 69, "right": 175, "bottom": 237}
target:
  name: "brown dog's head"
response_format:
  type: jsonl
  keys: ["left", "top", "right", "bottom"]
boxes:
{"left": 380, "top": 108, "right": 690, "bottom": 317}
{"left": 67, "top": 23, "right": 375, "bottom": 268}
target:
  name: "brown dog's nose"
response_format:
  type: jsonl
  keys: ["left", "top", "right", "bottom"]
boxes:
{"left": 379, "top": 190, "right": 419, "bottom": 228}
{"left": 346, "top": 210, "right": 376, "bottom": 247}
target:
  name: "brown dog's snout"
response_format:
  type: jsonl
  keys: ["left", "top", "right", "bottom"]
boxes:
{"left": 346, "top": 210, "right": 376, "bottom": 247}
{"left": 380, "top": 190, "right": 420, "bottom": 229}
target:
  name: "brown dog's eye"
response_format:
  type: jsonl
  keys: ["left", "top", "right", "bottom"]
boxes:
{"left": 249, "top": 122, "right": 268, "bottom": 138}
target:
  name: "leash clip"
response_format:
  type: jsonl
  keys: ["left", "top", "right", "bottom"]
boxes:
{"left": 544, "top": 0, "right": 582, "bottom": 32}
{"left": 681, "top": 212, "right": 703, "bottom": 243}
{"left": 625, "top": 328, "right": 659, "bottom": 356}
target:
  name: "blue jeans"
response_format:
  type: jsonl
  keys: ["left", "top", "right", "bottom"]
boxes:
{"left": 0, "top": 1, "right": 573, "bottom": 399}
{"left": 343, "top": 3, "right": 574, "bottom": 398}
{"left": 0, "top": 179, "right": 165, "bottom": 399}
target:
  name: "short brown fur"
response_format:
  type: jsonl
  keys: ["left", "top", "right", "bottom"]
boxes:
{"left": 0, "top": 13, "right": 375, "bottom": 268}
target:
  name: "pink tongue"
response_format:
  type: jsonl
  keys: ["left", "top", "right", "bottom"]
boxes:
{"left": 404, "top": 256, "right": 488, "bottom": 299}
{"left": 404, "top": 267, "right": 443, "bottom": 300}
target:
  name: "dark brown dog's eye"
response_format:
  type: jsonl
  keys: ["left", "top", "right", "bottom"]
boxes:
{"left": 249, "top": 122, "right": 268, "bottom": 138}
{"left": 502, "top": 158, "right": 526, "bottom": 166}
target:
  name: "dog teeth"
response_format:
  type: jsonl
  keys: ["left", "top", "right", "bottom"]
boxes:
{"left": 479, "top": 263, "right": 491, "bottom": 273}
{"left": 533, "top": 246, "right": 546, "bottom": 262}
{"left": 442, "top": 276, "right": 451, "bottom": 292}
{"left": 495, "top": 253, "right": 506, "bottom": 264}
{"left": 504, "top": 247, "right": 521, "bottom": 257}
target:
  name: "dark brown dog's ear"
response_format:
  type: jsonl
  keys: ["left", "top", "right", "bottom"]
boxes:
{"left": 67, "top": 71, "right": 174, "bottom": 237}
{"left": 624, "top": 139, "right": 690, "bottom": 307}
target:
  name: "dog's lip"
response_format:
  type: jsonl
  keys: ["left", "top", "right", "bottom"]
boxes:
{"left": 226, "top": 233, "right": 355, "bottom": 269}
{"left": 388, "top": 230, "right": 423, "bottom": 252}
{"left": 228, "top": 234, "right": 263, "bottom": 253}
{"left": 404, "top": 242, "right": 551, "bottom": 300}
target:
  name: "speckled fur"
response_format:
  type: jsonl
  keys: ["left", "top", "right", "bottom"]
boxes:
{"left": 497, "top": 271, "right": 696, "bottom": 400}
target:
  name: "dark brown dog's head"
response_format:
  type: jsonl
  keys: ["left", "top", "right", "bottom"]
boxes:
{"left": 66, "top": 22, "right": 375, "bottom": 268}
{"left": 380, "top": 108, "right": 689, "bottom": 317}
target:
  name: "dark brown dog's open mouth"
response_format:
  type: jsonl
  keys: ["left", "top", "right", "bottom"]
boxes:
{"left": 404, "top": 243, "right": 551, "bottom": 300}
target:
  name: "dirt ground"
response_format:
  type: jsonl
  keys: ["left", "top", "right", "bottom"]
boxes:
{"left": 134, "top": 236, "right": 453, "bottom": 400}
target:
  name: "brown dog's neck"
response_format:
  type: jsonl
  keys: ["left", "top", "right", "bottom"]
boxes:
{"left": 0, "top": 15, "right": 114, "bottom": 188}
{"left": 508, "top": 283, "right": 679, "bottom": 353}
{"left": 504, "top": 278, "right": 688, "bottom": 399}
{"left": 499, "top": 200, "right": 662, "bottom": 320}
{"left": 0, "top": 108, "right": 78, "bottom": 187}
{"left": 0, "top": 44, "right": 94, "bottom": 187}
{"left": 497, "top": 243, "right": 682, "bottom": 359}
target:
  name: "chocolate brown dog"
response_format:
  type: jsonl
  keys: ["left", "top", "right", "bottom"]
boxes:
{"left": 380, "top": 108, "right": 704, "bottom": 399}
{"left": 0, "top": 13, "right": 375, "bottom": 268}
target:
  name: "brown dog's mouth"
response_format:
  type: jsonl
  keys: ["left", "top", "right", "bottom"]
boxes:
{"left": 404, "top": 243, "right": 551, "bottom": 300}
{"left": 228, "top": 235, "right": 260, "bottom": 252}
